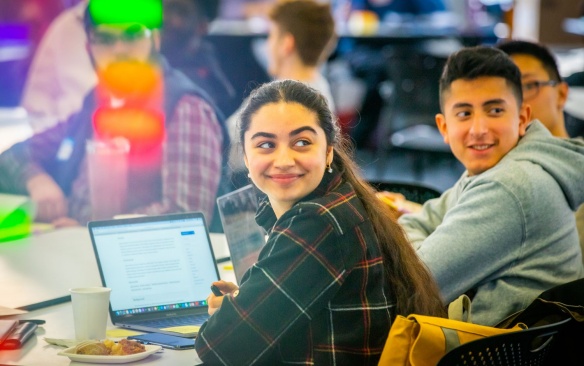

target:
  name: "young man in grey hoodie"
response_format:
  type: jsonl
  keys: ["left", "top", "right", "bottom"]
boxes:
{"left": 398, "top": 46, "right": 584, "bottom": 326}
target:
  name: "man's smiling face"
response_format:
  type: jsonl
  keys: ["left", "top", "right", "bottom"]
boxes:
{"left": 436, "top": 76, "right": 530, "bottom": 176}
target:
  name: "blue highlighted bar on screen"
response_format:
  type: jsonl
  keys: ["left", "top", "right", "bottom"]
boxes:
{"left": 181, "top": 231, "right": 195, "bottom": 236}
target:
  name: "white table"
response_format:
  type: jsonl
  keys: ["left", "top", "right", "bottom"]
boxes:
{"left": 0, "top": 227, "right": 233, "bottom": 310}
{"left": 0, "top": 302, "right": 203, "bottom": 365}
{"left": 0, "top": 227, "right": 234, "bottom": 365}
{"left": 0, "top": 227, "right": 101, "bottom": 310}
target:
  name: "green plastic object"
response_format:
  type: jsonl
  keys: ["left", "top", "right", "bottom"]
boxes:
{"left": 0, "top": 195, "right": 33, "bottom": 243}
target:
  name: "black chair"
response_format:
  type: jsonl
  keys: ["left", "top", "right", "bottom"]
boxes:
{"left": 436, "top": 318, "right": 572, "bottom": 366}
{"left": 495, "top": 278, "right": 584, "bottom": 365}
{"left": 368, "top": 180, "right": 441, "bottom": 204}
{"left": 373, "top": 44, "right": 456, "bottom": 179}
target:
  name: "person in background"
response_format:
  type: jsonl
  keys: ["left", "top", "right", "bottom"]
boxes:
{"left": 228, "top": 0, "right": 337, "bottom": 123}
{"left": 20, "top": 1, "right": 95, "bottom": 132}
{"left": 226, "top": 0, "right": 336, "bottom": 184}
{"left": 398, "top": 46, "right": 584, "bottom": 326}
{"left": 265, "top": 0, "right": 336, "bottom": 110}
{"left": 496, "top": 40, "right": 570, "bottom": 138}
{"left": 0, "top": 5, "right": 224, "bottom": 227}
{"left": 498, "top": 41, "right": 584, "bottom": 138}
{"left": 195, "top": 80, "right": 445, "bottom": 365}
{"left": 22, "top": 0, "right": 236, "bottom": 132}
{"left": 497, "top": 39, "right": 584, "bottom": 262}
{"left": 160, "top": 0, "right": 237, "bottom": 117}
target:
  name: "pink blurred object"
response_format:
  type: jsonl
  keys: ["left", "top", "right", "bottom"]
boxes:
{"left": 86, "top": 138, "right": 130, "bottom": 221}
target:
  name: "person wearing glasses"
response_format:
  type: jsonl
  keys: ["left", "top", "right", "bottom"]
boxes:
{"left": 496, "top": 40, "right": 569, "bottom": 138}
{"left": 497, "top": 40, "right": 584, "bottom": 263}
{"left": 0, "top": 4, "right": 226, "bottom": 227}
{"left": 397, "top": 46, "right": 584, "bottom": 326}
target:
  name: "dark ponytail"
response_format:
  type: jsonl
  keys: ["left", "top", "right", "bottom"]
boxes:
{"left": 239, "top": 80, "right": 445, "bottom": 316}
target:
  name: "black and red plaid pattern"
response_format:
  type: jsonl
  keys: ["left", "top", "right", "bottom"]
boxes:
{"left": 196, "top": 172, "right": 395, "bottom": 365}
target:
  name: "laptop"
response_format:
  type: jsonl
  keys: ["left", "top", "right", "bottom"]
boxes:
{"left": 217, "top": 185, "right": 266, "bottom": 285}
{"left": 88, "top": 212, "right": 220, "bottom": 338}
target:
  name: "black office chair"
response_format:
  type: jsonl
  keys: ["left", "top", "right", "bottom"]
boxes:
{"left": 368, "top": 180, "right": 441, "bottom": 204}
{"left": 373, "top": 44, "right": 456, "bottom": 179}
{"left": 495, "top": 278, "right": 584, "bottom": 365}
{"left": 436, "top": 318, "right": 572, "bottom": 366}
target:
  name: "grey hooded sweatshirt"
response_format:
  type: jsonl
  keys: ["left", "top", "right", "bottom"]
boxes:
{"left": 399, "top": 120, "right": 584, "bottom": 326}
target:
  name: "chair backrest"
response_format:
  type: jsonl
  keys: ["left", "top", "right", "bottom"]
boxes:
{"left": 368, "top": 180, "right": 442, "bottom": 204}
{"left": 494, "top": 279, "right": 584, "bottom": 365}
{"left": 436, "top": 318, "right": 572, "bottom": 366}
{"left": 384, "top": 45, "right": 447, "bottom": 130}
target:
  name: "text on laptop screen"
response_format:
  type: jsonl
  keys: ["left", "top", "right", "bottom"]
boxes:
{"left": 91, "top": 217, "right": 218, "bottom": 315}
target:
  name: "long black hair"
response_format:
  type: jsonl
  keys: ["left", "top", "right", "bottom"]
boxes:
{"left": 238, "top": 80, "right": 445, "bottom": 317}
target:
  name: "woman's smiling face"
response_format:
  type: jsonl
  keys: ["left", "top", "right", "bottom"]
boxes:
{"left": 243, "top": 101, "right": 333, "bottom": 218}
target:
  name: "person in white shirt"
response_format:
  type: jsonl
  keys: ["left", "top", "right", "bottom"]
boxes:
{"left": 21, "top": 1, "right": 96, "bottom": 132}
{"left": 265, "top": 0, "right": 336, "bottom": 110}
{"left": 227, "top": 0, "right": 337, "bottom": 177}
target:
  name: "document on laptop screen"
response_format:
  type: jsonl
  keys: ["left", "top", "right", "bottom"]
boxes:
{"left": 91, "top": 217, "right": 218, "bottom": 311}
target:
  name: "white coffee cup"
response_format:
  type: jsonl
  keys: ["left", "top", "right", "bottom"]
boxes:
{"left": 70, "top": 287, "right": 111, "bottom": 340}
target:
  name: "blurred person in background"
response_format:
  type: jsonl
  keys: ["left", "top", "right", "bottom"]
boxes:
{"left": 264, "top": 0, "right": 336, "bottom": 110}
{"left": 226, "top": 0, "right": 337, "bottom": 184}
{"left": 160, "top": 0, "right": 237, "bottom": 117}
{"left": 497, "top": 39, "right": 584, "bottom": 262}
{"left": 21, "top": 1, "right": 96, "bottom": 132}
{"left": 497, "top": 40, "right": 570, "bottom": 138}
{"left": 22, "top": 0, "right": 237, "bottom": 132}
{"left": 0, "top": 4, "right": 225, "bottom": 227}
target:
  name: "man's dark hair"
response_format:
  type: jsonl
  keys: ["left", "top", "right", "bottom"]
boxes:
{"left": 439, "top": 46, "right": 523, "bottom": 110}
{"left": 496, "top": 40, "right": 562, "bottom": 82}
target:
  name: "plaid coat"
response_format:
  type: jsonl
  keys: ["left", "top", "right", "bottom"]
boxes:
{"left": 195, "top": 172, "right": 395, "bottom": 365}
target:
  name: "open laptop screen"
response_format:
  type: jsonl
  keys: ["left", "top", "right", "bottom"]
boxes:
{"left": 89, "top": 213, "right": 219, "bottom": 317}
{"left": 217, "top": 185, "right": 265, "bottom": 284}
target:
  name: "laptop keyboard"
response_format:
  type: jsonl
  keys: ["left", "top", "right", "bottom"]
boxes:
{"left": 138, "top": 314, "right": 209, "bottom": 328}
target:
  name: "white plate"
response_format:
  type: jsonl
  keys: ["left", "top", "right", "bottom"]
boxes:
{"left": 58, "top": 344, "right": 162, "bottom": 364}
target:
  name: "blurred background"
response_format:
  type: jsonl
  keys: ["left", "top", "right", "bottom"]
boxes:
{"left": 1, "top": 0, "right": 583, "bottom": 192}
